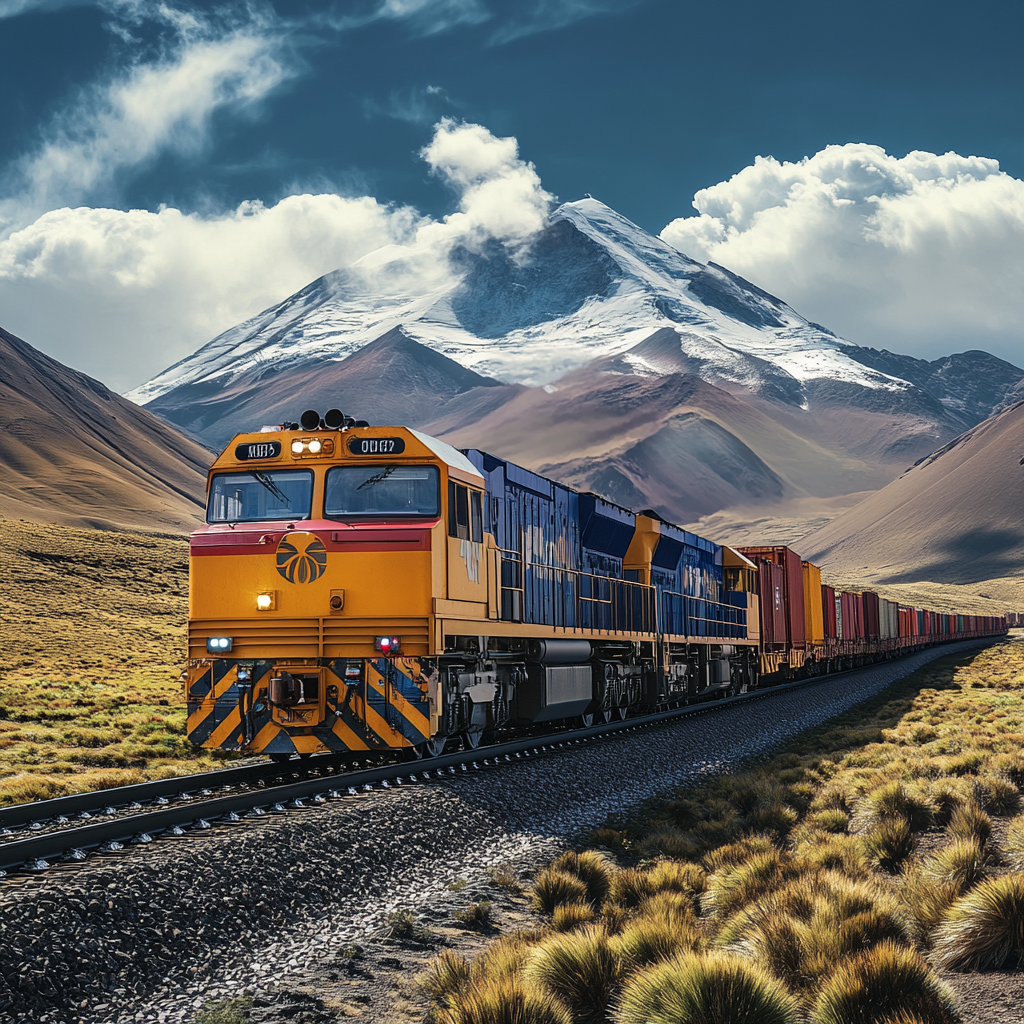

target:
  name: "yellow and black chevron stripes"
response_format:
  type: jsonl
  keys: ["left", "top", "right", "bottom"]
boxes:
{"left": 187, "top": 656, "right": 438, "bottom": 754}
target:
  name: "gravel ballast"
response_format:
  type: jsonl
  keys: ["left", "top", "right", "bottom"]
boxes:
{"left": 0, "top": 639, "right": 1002, "bottom": 1023}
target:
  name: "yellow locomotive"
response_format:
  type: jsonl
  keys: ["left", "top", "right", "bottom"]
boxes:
{"left": 185, "top": 411, "right": 760, "bottom": 760}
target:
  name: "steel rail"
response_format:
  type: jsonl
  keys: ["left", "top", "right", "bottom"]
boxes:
{"left": 0, "top": 636, "right": 1001, "bottom": 875}
{"left": 0, "top": 759, "right": 344, "bottom": 832}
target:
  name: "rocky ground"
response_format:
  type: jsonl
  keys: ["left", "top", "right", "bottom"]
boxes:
{"left": 0, "top": 639, "right": 1008, "bottom": 1024}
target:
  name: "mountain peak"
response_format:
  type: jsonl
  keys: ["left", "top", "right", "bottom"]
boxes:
{"left": 125, "top": 195, "right": 1009, "bottom": 443}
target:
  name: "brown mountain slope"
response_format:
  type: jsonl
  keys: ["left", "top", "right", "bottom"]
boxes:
{"left": 144, "top": 327, "right": 522, "bottom": 448}
{"left": 0, "top": 326, "right": 210, "bottom": 532}
{"left": 799, "top": 401, "right": 1024, "bottom": 611}
{"left": 424, "top": 329, "right": 970, "bottom": 524}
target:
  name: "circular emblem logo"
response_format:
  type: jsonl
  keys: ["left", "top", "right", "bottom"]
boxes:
{"left": 275, "top": 532, "right": 327, "bottom": 584}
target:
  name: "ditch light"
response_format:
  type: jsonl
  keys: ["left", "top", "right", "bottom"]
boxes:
{"left": 207, "top": 637, "right": 233, "bottom": 653}
{"left": 375, "top": 635, "right": 402, "bottom": 653}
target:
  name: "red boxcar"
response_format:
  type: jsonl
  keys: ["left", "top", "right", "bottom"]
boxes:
{"left": 840, "top": 591, "right": 865, "bottom": 640}
{"left": 739, "top": 546, "right": 806, "bottom": 650}
{"left": 755, "top": 559, "right": 788, "bottom": 652}
{"left": 822, "top": 585, "right": 837, "bottom": 639}
{"left": 862, "top": 591, "right": 881, "bottom": 639}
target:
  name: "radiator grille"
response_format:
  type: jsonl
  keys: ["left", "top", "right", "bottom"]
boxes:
{"left": 189, "top": 617, "right": 430, "bottom": 659}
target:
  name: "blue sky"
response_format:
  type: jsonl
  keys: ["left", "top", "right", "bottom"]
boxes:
{"left": 2, "top": 0, "right": 1023, "bottom": 389}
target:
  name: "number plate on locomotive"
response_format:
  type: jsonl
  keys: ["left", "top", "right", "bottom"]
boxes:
{"left": 234, "top": 441, "right": 282, "bottom": 460}
{"left": 346, "top": 436, "right": 406, "bottom": 455}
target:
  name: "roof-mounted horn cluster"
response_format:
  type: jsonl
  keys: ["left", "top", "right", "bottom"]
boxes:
{"left": 297, "top": 408, "right": 370, "bottom": 430}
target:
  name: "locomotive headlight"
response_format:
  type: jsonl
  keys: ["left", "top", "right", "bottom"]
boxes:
{"left": 308, "top": 438, "right": 322, "bottom": 453}
{"left": 290, "top": 440, "right": 304, "bottom": 454}
{"left": 206, "top": 637, "right": 233, "bottom": 653}
{"left": 256, "top": 591, "right": 276, "bottom": 611}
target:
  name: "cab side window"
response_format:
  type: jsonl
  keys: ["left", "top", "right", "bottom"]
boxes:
{"left": 448, "top": 482, "right": 483, "bottom": 542}
{"left": 470, "top": 491, "right": 483, "bottom": 542}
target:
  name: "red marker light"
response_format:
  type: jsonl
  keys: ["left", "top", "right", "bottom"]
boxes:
{"left": 374, "top": 635, "right": 401, "bottom": 653}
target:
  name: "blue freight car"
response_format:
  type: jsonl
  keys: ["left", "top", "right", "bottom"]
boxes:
{"left": 463, "top": 449, "right": 656, "bottom": 634}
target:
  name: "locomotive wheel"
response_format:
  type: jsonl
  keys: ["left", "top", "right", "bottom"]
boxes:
{"left": 423, "top": 735, "right": 447, "bottom": 758}
{"left": 462, "top": 726, "right": 485, "bottom": 750}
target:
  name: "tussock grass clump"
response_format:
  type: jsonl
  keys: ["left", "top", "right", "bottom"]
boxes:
{"left": 608, "top": 867, "right": 657, "bottom": 909}
{"left": 382, "top": 913, "right": 434, "bottom": 942}
{"left": 863, "top": 817, "right": 916, "bottom": 873}
{"left": 703, "top": 850, "right": 804, "bottom": 918}
{"left": 806, "top": 808, "right": 849, "bottom": 833}
{"left": 523, "top": 926, "right": 620, "bottom": 1024}
{"left": 723, "top": 874, "right": 910, "bottom": 992}
{"left": 551, "top": 850, "right": 613, "bottom": 906}
{"left": 487, "top": 862, "right": 522, "bottom": 893}
{"left": 610, "top": 915, "right": 703, "bottom": 970}
{"left": 744, "top": 801, "right": 799, "bottom": 840}
{"left": 946, "top": 801, "right": 992, "bottom": 849}
{"left": 533, "top": 869, "right": 589, "bottom": 914}
{"left": 990, "top": 751, "right": 1024, "bottom": 786}
{"left": 551, "top": 903, "right": 596, "bottom": 932}
{"left": 862, "top": 781, "right": 934, "bottom": 832}
{"left": 926, "top": 778, "right": 974, "bottom": 825}
{"left": 810, "top": 941, "right": 960, "bottom": 1024}
{"left": 638, "top": 828, "right": 701, "bottom": 860}
{"left": 1004, "top": 814, "right": 1024, "bottom": 871}
{"left": 898, "top": 867, "right": 961, "bottom": 945}
{"left": 454, "top": 901, "right": 493, "bottom": 931}
{"left": 471, "top": 930, "right": 547, "bottom": 982}
{"left": 702, "top": 836, "right": 778, "bottom": 873}
{"left": 975, "top": 776, "right": 1020, "bottom": 815}
{"left": 931, "top": 873, "right": 1024, "bottom": 971}
{"left": 437, "top": 978, "right": 572, "bottom": 1024}
{"left": 942, "top": 750, "right": 985, "bottom": 777}
{"left": 922, "top": 840, "right": 987, "bottom": 893}
{"left": 795, "top": 832, "right": 871, "bottom": 879}
{"left": 422, "top": 951, "right": 472, "bottom": 1004}
{"left": 636, "top": 891, "right": 698, "bottom": 927}
{"left": 645, "top": 860, "right": 706, "bottom": 903}
{"left": 614, "top": 951, "right": 799, "bottom": 1024}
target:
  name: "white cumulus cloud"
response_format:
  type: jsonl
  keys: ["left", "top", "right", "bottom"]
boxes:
{"left": 0, "top": 6, "right": 298, "bottom": 226}
{"left": 417, "top": 118, "right": 553, "bottom": 248}
{"left": 0, "top": 196, "right": 423, "bottom": 389}
{"left": 0, "top": 118, "right": 554, "bottom": 390}
{"left": 661, "top": 144, "right": 1024, "bottom": 367}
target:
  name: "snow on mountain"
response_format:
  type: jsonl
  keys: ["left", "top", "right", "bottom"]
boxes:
{"left": 125, "top": 198, "right": 913, "bottom": 408}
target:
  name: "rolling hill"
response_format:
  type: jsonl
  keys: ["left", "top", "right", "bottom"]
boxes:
{"left": 798, "top": 401, "right": 1024, "bottom": 611}
{"left": 0, "top": 326, "right": 210, "bottom": 532}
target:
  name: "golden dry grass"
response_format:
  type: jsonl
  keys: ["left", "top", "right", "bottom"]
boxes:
{"left": 423, "top": 637, "right": 1024, "bottom": 1023}
{"left": 0, "top": 517, "right": 226, "bottom": 805}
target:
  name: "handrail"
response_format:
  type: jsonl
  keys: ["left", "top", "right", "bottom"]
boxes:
{"left": 494, "top": 547, "right": 657, "bottom": 634}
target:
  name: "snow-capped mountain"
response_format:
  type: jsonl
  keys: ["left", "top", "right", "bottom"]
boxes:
{"left": 127, "top": 198, "right": 926, "bottom": 410}
{"left": 125, "top": 196, "right": 1023, "bottom": 530}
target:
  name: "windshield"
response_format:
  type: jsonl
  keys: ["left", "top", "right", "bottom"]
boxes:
{"left": 207, "top": 470, "right": 313, "bottom": 523}
{"left": 325, "top": 465, "right": 440, "bottom": 519}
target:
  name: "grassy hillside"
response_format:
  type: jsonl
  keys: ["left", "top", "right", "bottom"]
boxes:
{"left": 424, "top": 637, "right": 1024, "bottom": 1024}
{"left": 0, "top": 517, "right": 224, "bottom": 806}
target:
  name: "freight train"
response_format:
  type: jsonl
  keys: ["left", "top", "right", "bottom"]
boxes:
{"left": 184, "top": 415, "right": 1008, "bottom": 760}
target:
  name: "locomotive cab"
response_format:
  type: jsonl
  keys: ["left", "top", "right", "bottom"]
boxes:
{"left": 186, "top": 422, "right": 489, "bottom": 759}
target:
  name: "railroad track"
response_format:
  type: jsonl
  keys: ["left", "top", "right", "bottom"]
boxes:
{"left": 0, "top": 639, "right": 998, "bottom": 877}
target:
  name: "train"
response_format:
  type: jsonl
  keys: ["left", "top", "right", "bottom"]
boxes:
{"left": 184, "top": 413, "right": 1008, "bottom": 761}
